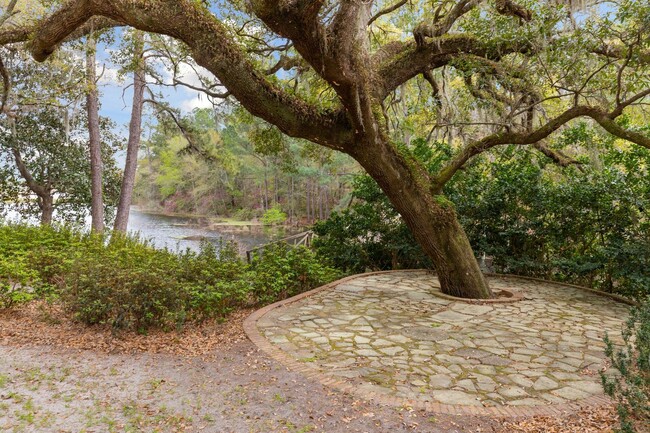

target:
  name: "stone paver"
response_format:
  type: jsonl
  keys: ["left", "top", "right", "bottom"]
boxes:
{"left": 250, "top": 271, "right": 630, "bottom": 415}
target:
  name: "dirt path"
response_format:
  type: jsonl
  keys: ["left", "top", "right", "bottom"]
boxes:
{"left": 1, "top": 340, "right": 504, "bottom": 433}
{"left": 0, "top": 305, "right": 618, "bottom": 433}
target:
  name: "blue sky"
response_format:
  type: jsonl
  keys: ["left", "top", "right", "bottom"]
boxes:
{"left": 94, "top": 36, "right": 216, "bottom": 139}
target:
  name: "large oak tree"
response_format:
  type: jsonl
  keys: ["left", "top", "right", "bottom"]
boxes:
{"left": 2, "top": 0, "right": 650, "bottom": 298}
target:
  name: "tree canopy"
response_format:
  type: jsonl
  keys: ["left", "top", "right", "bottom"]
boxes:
{"left": 1, "top": 0, "right": 649, "bottom": 298}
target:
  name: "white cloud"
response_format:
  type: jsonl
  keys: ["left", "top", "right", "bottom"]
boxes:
{"left": 180, "top": 93, "right": 215, "bottom": 112}
{"left": 97, "top": 64, "right": 124, "bottom": 86}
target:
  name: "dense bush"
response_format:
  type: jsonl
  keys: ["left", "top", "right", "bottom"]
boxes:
{"left": 178, "top": 240, "right": 251, "bottom": 321}
{"left": 602, "top": 297, "right": 650, "bottom": 433}
{"left": 0, "top": 224, "right": 84, "bottom": 290}
{"left": 314, "top": 128, "right": 650, "bottom": 300}
{"left": 0, "top": 223, "right": 338, "bottom": 331}
{"left": 249, "top": 243, "right": 340, "bottom": 304}
{"left": 62, "top": 234, "right": 190, "bottom": 331}
{"left": 0, "top": 224, "right": 85, "bottom": 304}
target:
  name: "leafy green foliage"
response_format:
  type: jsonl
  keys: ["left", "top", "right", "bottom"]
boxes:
{"left": 313, "top": 174, "right": 431, "bottom": 273}
{"left": 452, "top": 129, "right": 650, "bottom": 299}
{"left": 602, "top": 297, "right": 650, "bottom": 433}
{"left": 0, "top": 224, "right": 85, "bottom": 297}
{"left": 315, "top": 130, "right": 650, "bottom": 300}
{"left": 249, "top": 243, "right": 340, "bottom": 305}
{"left": 261, "top": 205, "right": 287, "bottom": 226}
{"left": 0, "top": 223, "right": 338, "bottom": 331}
{"left": 178, "top": 240, "right": 250, "bottom": 321}
{"left": 0, "top": 256, "right": 37, "bottom": 308}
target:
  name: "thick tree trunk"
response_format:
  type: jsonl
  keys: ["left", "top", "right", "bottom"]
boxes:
{"left": 353, "top": 141, "right": 493, "bottom": 299}
{"left": 86, "top": 34, "right": 104, "bottom": 233}
{"left": 40, "top": 194, "right": 54, "bottom": 225}
{"left": 113, "top": 33, "right": 145, "bottom": 233}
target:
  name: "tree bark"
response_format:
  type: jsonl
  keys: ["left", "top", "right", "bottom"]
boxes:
{"left": 352, "top": 140, "right": 493, "bottom": 299}
{"left": 113, "top": 32, "right": 146, "bottom": 232}
{"left": 263, "top": 163, "right": 269, "bottom": 210}
{"left": 10, "top": 147, "right": 55, "bottom": 226}
{"left": 39, "top": 194, "right": 54, "bottom": 225}
{"left": 86, "top": 34, "right": 104, "bottom": 233}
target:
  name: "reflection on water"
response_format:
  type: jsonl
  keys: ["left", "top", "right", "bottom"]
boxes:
{"left": 127, "top": 209, "right": 289, "bottom": 253}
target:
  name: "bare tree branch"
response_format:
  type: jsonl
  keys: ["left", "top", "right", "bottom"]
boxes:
{"left": 433, "top": 103, "right": 650, "bottom": 191}
{"left": 368, "top": 0, "right": 408, "bottom": 26}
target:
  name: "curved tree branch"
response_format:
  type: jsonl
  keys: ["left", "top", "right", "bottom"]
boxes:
{"left": 432, "top": 105, "right": 599, "bottom": 191}
{"left": 29, "top": 0, "right": 353, "bottom": 151}
{"left": 374, "top": 35, "right": 532, "bottom": 101}
{"left": 432, "top": 103, "right": 650, "bottom": 191}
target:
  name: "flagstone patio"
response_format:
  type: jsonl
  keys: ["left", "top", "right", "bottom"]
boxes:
{"left": 245, "top": 271, "right": 632, "bottom": 417}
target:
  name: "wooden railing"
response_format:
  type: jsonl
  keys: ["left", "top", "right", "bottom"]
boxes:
{"left": 245, "top": 230, "right": 314, "bottom": 263}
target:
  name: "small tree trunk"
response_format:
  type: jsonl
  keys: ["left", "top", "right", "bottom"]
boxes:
{"left": 10, "top": 147, "right": 55, "bottom": 226}
{"left": 113, "top": 32, "right": 146, "bottom": 233}
{"left": 306, "top": 180, "right": 311, "bottom": 223}
{"left": 290, "top": 176, "right": 295, "bottom": 224}
{"left": 263, "top": 164, "right": 269, "bottom": 210}
{"left": 318, "top": 185, "right": 324, "bottom": 220}
{"left": 86, "top": 34, "right": 104, "bottom": 233}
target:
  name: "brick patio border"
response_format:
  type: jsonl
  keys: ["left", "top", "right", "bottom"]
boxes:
{"left": 243, "top": 270, "right": 627, "bottom": 418}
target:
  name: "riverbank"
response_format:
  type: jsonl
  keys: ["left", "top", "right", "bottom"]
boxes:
{"left": 132, "top": 206, "right": 308, "bottom": 230}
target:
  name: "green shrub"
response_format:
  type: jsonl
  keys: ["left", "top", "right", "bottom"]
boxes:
{"left": 178, "top": 240, "right": 251, "bottom": 320}
{"left": 62, "top": 235, "right": 253, "bottom": 331}
{"left": 62, "top": 234, "right": 187, "bottom": 331}
{"left": 0, "top": 223, "right": 339, "bottom": 331}
{"left": 0, "top": 256, "right": 38, "bottom": 308}
{"left": 602, "top": 297, "right": 650, "bottom": 433}
{"left": 250, "top": 243, "right": 340, "bottom": 304}
{"left": 261, "top": 205, "right": 287, "bottom": 226}
{"left": 0, "top": 224, "right": 84, "bottom": 298}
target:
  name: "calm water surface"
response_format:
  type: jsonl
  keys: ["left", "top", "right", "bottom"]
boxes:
{"left": 5, "top": 207, "right": 289, "bottom": 253}
{"left": 127, "top": 209, "right": 291, "bottom": 252}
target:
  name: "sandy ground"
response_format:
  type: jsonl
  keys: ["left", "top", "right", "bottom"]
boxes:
{"left": 0, "top": 304, "right": 620, "bottom": 433}
{"left": 0, "top": 341, "right": 509, "bottom": 433}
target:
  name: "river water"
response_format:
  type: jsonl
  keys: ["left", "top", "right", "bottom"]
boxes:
{"left": 4, "top": 207, "right": 291, "bottom": 254}
{"left": 127, "top": 209, "right": 285, "bottom": 253}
